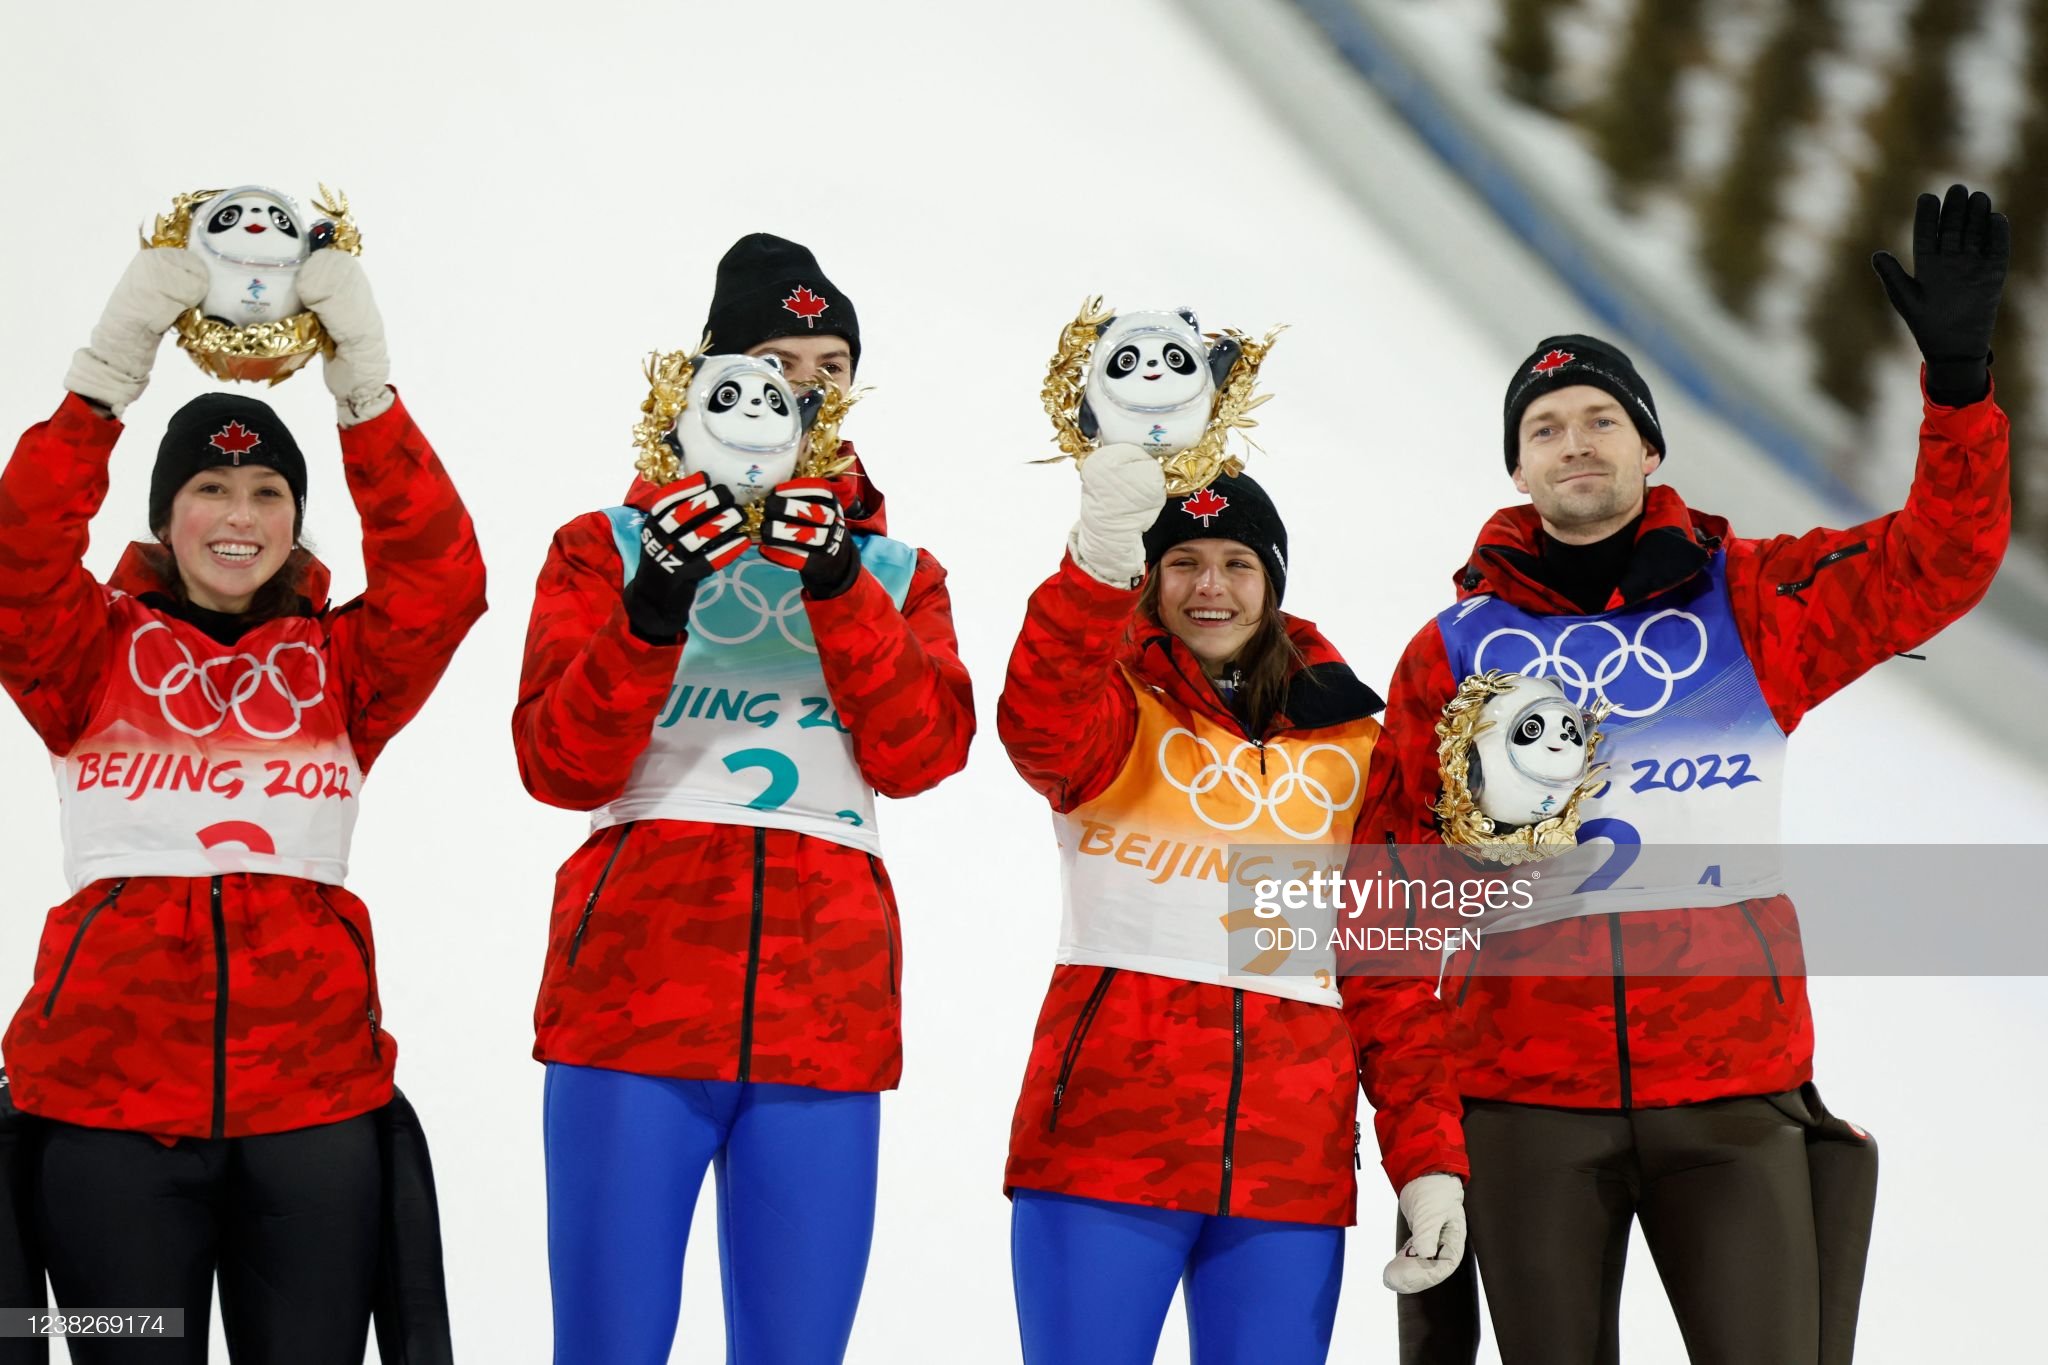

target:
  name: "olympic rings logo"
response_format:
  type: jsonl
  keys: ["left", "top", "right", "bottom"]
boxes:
{"left": 689, "top": 558, "right": 816, "bottom": 653}
{"left": 1156, "top": 729, "right": 1362, "bottom": 840}
{"left": 1473, "top": 609, "right": 1709, "bottom": 718}
{"left": 126, "top": 621, "right": 327, "bottom": 740}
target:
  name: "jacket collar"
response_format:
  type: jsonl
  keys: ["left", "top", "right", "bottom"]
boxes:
{"left": 1454, "top": 484, "right": 1729, "bottom": 612}
{"left": 1126, "top": 611, "right": 1384, "bottom": 738}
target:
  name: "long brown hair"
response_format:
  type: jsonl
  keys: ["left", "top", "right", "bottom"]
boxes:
{"left": 1139, "top": 570, "right": 1305, "bottom": 736}
{"left": 140, "top": 541, "right": 318, "bottom": 624}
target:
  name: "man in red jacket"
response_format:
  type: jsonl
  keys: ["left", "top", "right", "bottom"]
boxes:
{"left": 1356, "top": 185, "right": 2011, "bottom": 1364}
{"left": 514, "top": 234, "right": 975, "bottom": 1364}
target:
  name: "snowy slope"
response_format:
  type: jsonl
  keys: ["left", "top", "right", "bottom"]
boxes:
{"left": 0, "top": 2, "right": 2042, "bottom": 1361}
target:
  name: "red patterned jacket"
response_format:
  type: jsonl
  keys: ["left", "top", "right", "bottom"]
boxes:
{"left": 1356, "top": 385, "right": 2010, "bottom": 1110}
{"left": 999, "top": 555, "right": 1470, "bottom": 1227}
{"left": 518, "top": 449, "right": 974, "bottom": 1091}
{"left": 0, "top": 392, "right": 486, "bottom": 1138}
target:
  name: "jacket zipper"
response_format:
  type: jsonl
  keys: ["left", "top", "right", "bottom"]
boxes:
{"left": 349, "top": 686, "right": 384, "bottom": 734}
{"left": 737, "top": 826, "right": 767, "bottom": 1083}
{"left": 1737, "top": 902, "right": 1785, "bottom": 1003}
{"left": 1774, "top": 541, "right": 1868, "bottom": 604}
{"left": 1607, "top": 913, "right": 1632, "bottom": 1112}
{"left": 566, "top": 824, "right": 633, "bottom": 967}
{"left": 867, "top": 854, "right": 898, "bottom": 997}
{"left": 1347, "top": 1028, "right": 1365, "bottom": 1173}
{"left": 42, "top": 880, "right": 128, "bottom": 1018}
{"left": 1049, "top": 967, "right": 1118, "bottom": 1131}
{"left": 330, "top": 908, "right": 383, "bottom": 1058}
{"left": 211, "top": 876, "right": 229, "bottom": 1140}
{"left": 1455, "top": 939, "right": 1485, "bottom": 1007}
{"left": 1159, "top": 638, "right": 1269, "bottom": 749}
{"left": 1218, "top": 988, "right": 1246, "bottom": 1214}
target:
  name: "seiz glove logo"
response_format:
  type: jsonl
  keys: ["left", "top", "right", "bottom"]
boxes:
{"left": 639, "top": 523, "right": 686, "bottom": 575}
{"left": 638, "top": 474, "right": 748, "bottom": 577}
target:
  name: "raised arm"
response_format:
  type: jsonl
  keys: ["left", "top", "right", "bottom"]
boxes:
{"left": 805, "top": 550, "right": 976, "bottom": 799}
{"left": 752, "top": 477, "right": 976, "bottom": 799}
{"left": 294, "top": 252, "right": 487, "bottom": 770}
{"left": 323, "top": 396, "right": 487, "bottom": 770}
{"left": 0, "top": 249, "right": 211, "bottom": 750}
{"left": 995, "top": 444, "right": 1170, "bottom": 811}
{"left": 1726, "top": 185, "right": 2012, "bottom": 731}
{"left": 0, "top": 398, "right": 122, "bottom": 751}
{"left": 512, "top": 515, "right": 688, "bottom": 810}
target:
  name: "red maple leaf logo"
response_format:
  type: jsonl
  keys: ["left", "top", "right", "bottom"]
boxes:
{"left": 1181, "top": 487, "right": 1230, "bottom": 524}
{"left": 781, "top": 285, "right": 830, "bottom": 327}
{"left": 1531, "top": 348, "right": 1576, "bottom": 375}
{"left": 209, "top": 420, "right": 261, "bottom": 461}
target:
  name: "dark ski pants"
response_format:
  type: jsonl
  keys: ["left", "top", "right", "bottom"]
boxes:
{"left": 36, "top": 1113, "right": 380, "bottom": 1364}
{"left": 1448, "top": 1095, "right": 1820, "bottom": 1365}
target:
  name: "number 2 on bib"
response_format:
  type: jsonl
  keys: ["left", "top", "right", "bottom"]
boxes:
{"left": 722, "top": 748, "right": 799, "bottom": 811}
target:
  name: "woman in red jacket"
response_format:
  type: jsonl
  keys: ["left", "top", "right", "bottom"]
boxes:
{"left": 516, "top": 235, "right": 975, "bottom": 1365}
{"left": 0, "top": 244, "right": 485, "bottom": 1363}
{"left": 997, "top": 446, "right": 1470, "bottom": 1365}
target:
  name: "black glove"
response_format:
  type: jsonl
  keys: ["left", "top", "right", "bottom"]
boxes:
{"left": 760, "top": 479, "right": 860, "bottom": 599}
{"left": 624, "top": 474, "right": 748, "bottom": 642}
{"left": 1871, "top": 183, "right": 2010, "bottom": 406}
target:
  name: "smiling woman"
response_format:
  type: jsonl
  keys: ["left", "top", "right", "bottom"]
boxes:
{"left": 0, "top": 242, "right": 486, "bottom": 1364}
{"left": 142, "top": 394, "right": 314, "bottom": 620}
{"left": 995, "top": 445, "right": 1470, "bottom": 1365}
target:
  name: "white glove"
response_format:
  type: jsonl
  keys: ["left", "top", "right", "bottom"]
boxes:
{"left": 296, "top": 249, "right": 393, "bottom": 426}
{"left": 1068, "top": 442, "right": 1166, "bottom": 588}
{"left": 63, "top": 249, "right": 210, "bottom": 418}
{"left": 1384, "top": 1173, "right": 1468, "bottom": 1294}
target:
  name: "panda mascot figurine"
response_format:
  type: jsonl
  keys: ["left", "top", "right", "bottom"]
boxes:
{"left": 1078, "top": 309, "right": 1242, "bottom": 455}
{"left": 1436, "top": 670, "right": 1607, "bottom": 861}
{"left": 183, "top": 186, "right": 325, "bottom": 326}
{"left": 660, "top": 352, "right": 823, "bottom": 506}
{"left": 1465, "top": 674, "right": 1596, "bottom": 829}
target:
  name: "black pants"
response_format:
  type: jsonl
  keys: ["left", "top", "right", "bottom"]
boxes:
{"left": 36, "top": 1114, "right": 381, "bottom": 1365}
{"left": 1425, "top": 1096, "right": 1821, "bottom": 1365}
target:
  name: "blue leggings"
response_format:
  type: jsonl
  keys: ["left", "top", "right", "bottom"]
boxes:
{"left": 542, "top": 1062, "right": 881, "bottom": 1365}
{"left": 1012, "top": 1188, "right": 1344, "bottom": 1365}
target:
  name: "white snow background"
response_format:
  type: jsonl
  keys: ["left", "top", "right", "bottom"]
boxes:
{"left": 1, "top": 2, "right": 2043, "bottom": 1361}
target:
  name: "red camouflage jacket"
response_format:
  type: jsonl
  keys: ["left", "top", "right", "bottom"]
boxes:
{"left": 517, "top": 448, "right": 974, "bottom": 1091}
{"left": 0, "top": 392, "right": 486, "bottom": 1138}
{"left": 1354, "top": 383, "right": 2010, "bottom": 1110}
{"left": 999, "top": 554, "right": 1470, "bottom": 1227}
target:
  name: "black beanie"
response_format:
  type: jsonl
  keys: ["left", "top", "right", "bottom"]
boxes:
{"left": 1142, "top": 472, "right": 1290, "bottom": 604}
{"left": 149, "top": 394, "right": 308, "bottom": 535}
{"left": 701, "top": 233, "right": 861, "bottom": 372}
{"left": 1502, "top": 334, "right": 1665, "bottom": 472}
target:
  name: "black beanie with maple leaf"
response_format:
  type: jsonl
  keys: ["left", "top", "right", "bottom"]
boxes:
{"left": 149, "top": 393, "right": 308, "bottom": 536}
{"left": 701, "top": 233, "right": 862, "bottom": 373}
{"left": 1142, "top": 471, "right": 1290, "bottom": 604}
{"left": 1502, "top": 333, "right": 1665, "bottom": 472}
